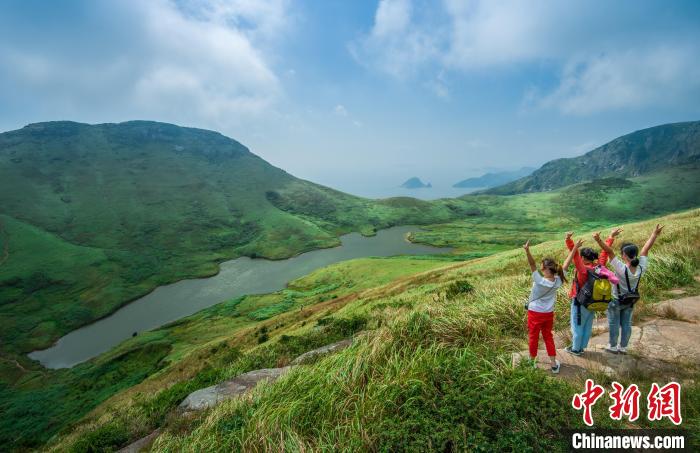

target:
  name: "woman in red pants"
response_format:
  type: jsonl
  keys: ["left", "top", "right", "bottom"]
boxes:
{"left": 523, "top": 239, "right": 580, "bottom": 373}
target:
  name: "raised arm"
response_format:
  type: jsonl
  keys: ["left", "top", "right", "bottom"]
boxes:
{"left": 593, "top": 231, "right": 615, "bottom": 259}
{"left": 565, "top": 231, "right": 575, "bottom": 251}
{"left": 566, "top": 232, "right": 586, "bottom": 275}
{"left": 641, "top": 224, "right": 664, "bottom": 256}
{"left": 563, "top": 238, "right": 584, "bottom": 271}
{"left": 523, "top": 240, "right": 537, "bottom": 272}
{"left": 599, "top": 227, "right": 621, "bottom": 266}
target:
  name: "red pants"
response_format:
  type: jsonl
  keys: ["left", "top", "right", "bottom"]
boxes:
{"left": 527, "top": 310, "right": 556, "bottom": 358}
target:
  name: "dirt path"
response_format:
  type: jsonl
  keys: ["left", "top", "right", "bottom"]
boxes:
{"left": 513, "top": 295, "right": 700, "bottom": 381}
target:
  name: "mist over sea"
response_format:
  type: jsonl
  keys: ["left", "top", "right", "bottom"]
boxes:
{"left": 337, "top": 184, "right": 483, "bottom": 200}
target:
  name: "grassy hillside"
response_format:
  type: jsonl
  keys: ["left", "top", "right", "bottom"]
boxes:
{"left": 1, "top": 162, "right": 699, "bottom": 450}
{"left": 44, "top": 209, "right": 700, "bottom": 452}
{"left": 0, "top": 121, "right": 477, "bottom": 355}
{"left": 485, "top": 121, "right": 700, "bottom": 194}
{"left": 2, "top": 120, "right": 700, "bottom": 450}
{"left": 412, "top": 165, "right": 700, "bottom": 255}
{"left": 1, "top": 256, "right": 448, "bottom": 450}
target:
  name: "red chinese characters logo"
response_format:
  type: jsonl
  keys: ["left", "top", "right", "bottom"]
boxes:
{"left": 572, "top": 379, "right": 605, "bottom": 426}
{"left": 572, "top": 380, "right": 682, "bottom": 426}
{"left": 609, "top": 381, "right": 640, "bottom": 422}
{"left": 647, "top": 382, "right": 682, "bottom": 425}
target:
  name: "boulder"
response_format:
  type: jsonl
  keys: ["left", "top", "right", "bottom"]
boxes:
{"left": 179, "top": 367, "right": 291, "bottom": 411}
{"left": 291, "top": 339, "right": 353, "bottom": 365}
{"left": 117, "top": 429, "right": 161, "bottom": 453}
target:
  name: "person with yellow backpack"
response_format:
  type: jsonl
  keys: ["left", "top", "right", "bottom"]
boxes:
{"left": 593, "top": 224, "right": 664, "bottom": 354}
{"left": 564, "top": 231, "right": 620, "bottom": 356}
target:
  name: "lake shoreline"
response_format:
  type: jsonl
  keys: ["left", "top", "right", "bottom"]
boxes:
{"left": 29, "top": 225, "right": 453, "bottom": 369}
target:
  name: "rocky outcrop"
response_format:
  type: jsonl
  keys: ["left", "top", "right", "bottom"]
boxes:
{"left": 512, "top": 295, "right": 700, "bottom": 379}
{"left": 119, "top": 338, "right": 354, "bottom": 451}
{"left": 291, "top": 339, "right": 352, "bottom": 365}
{"left": 117, "top": 429, "right": 161, "bottom": 453}
{"left": 179, "top": 339, "right": 354, "bottom": 412}
{"left": 179, "top": 367, "right": 292, "bottom": 411}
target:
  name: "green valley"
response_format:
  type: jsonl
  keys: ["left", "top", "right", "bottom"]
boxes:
{"left": 1, "top": 120, "right": 699, "bottom": 451}
{"left": 42, "top": 209, "right": 700, "bottom": 451}
{"left": 0, "top": 121, "right": 477, "bottom": 357}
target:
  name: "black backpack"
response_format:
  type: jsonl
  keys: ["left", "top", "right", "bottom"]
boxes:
{"left": 617, "top": 266, "right": 642, "bottom": 307}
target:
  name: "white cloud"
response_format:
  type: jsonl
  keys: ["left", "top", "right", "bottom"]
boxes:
{"left": 333, "top": 104, "right": 348, "bottom": 116}
{"left": 442, "top": 0, "right": 557, "bottom": 69}
{"left": 373, "top": 0, "right": 412, "bottom": 37}
{"left": 348, "top": 0, "right": 440, "bottom": 78}
{"left": 425, "top": 71, "right": 449, "bottom": 99}
{"left": 352, "top": 0, "right": 700, "bottom": 113}
{"left": 534, "top": 47, "right": 700, "bottom": 115}
{"left": 0, "top": 0, "right": 289, "bottom": 128}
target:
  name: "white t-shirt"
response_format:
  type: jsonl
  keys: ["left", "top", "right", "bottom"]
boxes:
{"left": 528, "top": 271, "right": 562, "bottom": 313}
{"left": 610, "top": 255, "right": 648, "bottom": 298}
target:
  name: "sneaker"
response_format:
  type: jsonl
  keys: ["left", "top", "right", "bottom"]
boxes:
{"left": 551, "top": 360, "right": 561, "bottom": 374}
{"left": 605, "top": 344, "right": 618, "bottom": 354}
{"left": 565, "top": 346, "right": 583, "bottom": 357}
{"left": 618, "top": 346, "right": 627, "bottom": 354}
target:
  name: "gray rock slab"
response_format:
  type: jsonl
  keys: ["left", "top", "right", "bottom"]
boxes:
{"left": 117, "top": 429, "right": 161, "bottom": 453}
{"left": 291, "top": 339, "right": 353, "bottom": 365}
{"left": 179, "top": 367, "right": 291, "bottom": 411}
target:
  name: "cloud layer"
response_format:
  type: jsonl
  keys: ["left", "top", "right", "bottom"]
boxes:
{"left": 0, "top": 0, "right": 289, "bottom": 129}
{"left": 352, "top": 0, "right": 700, "bottom": 114}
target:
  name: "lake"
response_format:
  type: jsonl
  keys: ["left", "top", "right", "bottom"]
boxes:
{"left": 29, "top": 226, "right": 451, "bottom": 369}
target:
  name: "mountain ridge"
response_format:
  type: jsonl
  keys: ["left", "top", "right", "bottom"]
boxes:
{"left": 0, "top": 120, "right": 476, "bottom": 356}
{"left": 453, "top": 167, "right": 534, "bottom": 188}
{"left": 483, "top": 121, "right": 700, "bottom": 194}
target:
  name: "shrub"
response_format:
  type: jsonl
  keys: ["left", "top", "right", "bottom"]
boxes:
{"left": 445, "top": 279, "right": 474, "bottom": 299}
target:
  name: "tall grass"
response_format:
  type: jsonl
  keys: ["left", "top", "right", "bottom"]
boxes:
{"left": 53, "top": 209, "right": 700, "bottom": 451}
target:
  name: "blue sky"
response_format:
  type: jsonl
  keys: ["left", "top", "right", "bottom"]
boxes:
{"left": 1, "top": 0, "right": 700, "bottom": 197}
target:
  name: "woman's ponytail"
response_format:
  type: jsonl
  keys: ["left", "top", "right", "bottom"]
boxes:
{"left": 543, "top": 258, "right": 567, "bottom": 284}
{"left": 621, "top": 243, "right": 640, "bottom": 267}
{"left": 556, "top": 263, "right": 568, "bottom": 284}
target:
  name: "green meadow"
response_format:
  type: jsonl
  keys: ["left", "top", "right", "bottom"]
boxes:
{"left": 0, "top": 121, "right": 481, "bottom": 357}
{"left": 411, "top": 165, "right": 700, "bottom": 255}
{"left": 44, "top": 209, "right": 700, "bottom": 452}
{"left": 1, "top": 163, "right": 699, "bottom": 450}
{"left": 1, "top": 122, "right": 700, "bottom": 450}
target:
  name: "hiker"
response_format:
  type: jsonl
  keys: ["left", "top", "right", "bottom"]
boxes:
{"left": 593, "top": 224, "right": 664, "bottom": 354}
{"left": 523, "top": 239, "right": 580, "bottom": 373}
{"left": 564, "top": 230, "right": 621, "bottom": 356}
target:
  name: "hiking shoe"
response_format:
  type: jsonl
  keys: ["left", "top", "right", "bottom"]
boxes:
{"left": 605, "top": 344, "right": 618, "bottom": 354}
{"left": 618, "top": 346, "right": 627, "bottom": 354}
{"left": 565, "top": 346, "right": 583, "bottom": 357}
{"left": 551, "top": 360, "right": 561, "bottom": 374}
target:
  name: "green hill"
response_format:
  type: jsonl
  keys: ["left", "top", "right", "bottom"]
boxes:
{"left": 0, "top": 121, "right": 476, "bottom": 355}
{"left": 485, "top": 121, "right": 700, "bottom": 194}
{"left": 44, "top": 209, "right": 700, "bottom": 452}
{"left": 2, "top": 121, "right": 700, "bottom": 450}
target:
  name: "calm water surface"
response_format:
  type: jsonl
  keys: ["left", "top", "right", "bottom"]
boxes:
{"left": 30, "top": 226, "right": 450, "bottom": 369}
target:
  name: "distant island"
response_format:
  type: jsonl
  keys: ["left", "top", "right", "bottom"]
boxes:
{"left": 400, "top": 177, "right": 432, "bottom": 189}
{"left": 453, "top": 167, "right": 535, "bottom": 188}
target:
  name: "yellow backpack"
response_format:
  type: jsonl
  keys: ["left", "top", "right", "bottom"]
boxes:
{"left": 574, "top": 267, "right": 613, "bottom": 323}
